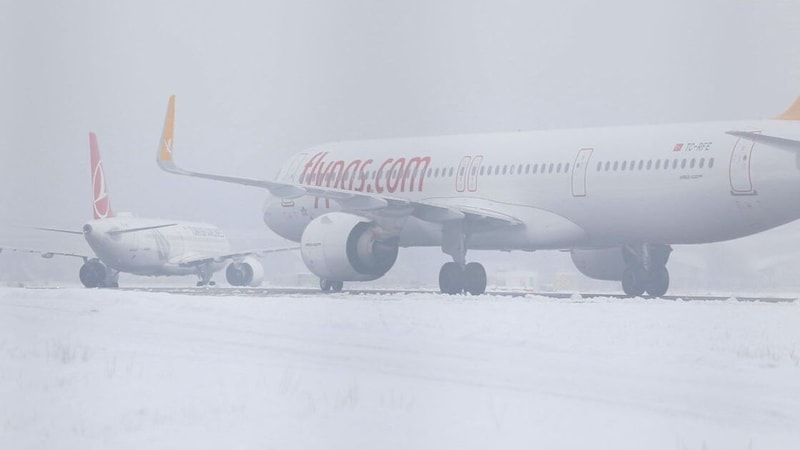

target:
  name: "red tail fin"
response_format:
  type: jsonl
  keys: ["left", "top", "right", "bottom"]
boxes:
{"left": 89, "top": 133, "right": 114, "bottom": 220}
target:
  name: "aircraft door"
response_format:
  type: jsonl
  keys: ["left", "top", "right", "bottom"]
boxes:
{"left": 455, "top": 156, "right": 472, "bottom": 192}
{"left": 571, "top": 148, "right": 593, "bottom": 197}
{"left": 729, "top": 134, "right": 758, "bottom": 195}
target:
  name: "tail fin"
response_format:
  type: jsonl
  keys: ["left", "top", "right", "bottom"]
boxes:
{"left": 157, "top": 95, "right": 187, "bottom": 174}
{"left": 776, "top": 97, "right": 800, "bottom": 120}
{"left": 89, "top": 132, "right": 114, "bottom": 220}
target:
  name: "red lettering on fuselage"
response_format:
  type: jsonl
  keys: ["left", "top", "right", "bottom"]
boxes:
{"left": 298, "top": 152, "right": 431, "bottom": 207}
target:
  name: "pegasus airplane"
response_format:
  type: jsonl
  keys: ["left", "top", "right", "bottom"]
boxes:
{"left": 156, "top": 95, "right": 800, "bottom": 296}
{"left": 5, "top": 133, "right": 283, "bottom": 287}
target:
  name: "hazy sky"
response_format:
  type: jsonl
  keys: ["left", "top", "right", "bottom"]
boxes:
{"left": 2, "top": 0, "right": 800, "bottom": 285}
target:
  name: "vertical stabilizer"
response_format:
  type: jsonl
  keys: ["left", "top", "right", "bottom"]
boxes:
{"left": 89, "top": 132, "right": 114, "bottom": 219}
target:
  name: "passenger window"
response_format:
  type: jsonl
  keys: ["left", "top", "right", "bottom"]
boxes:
{"left": 621, "top": 161, "right": 628, "bottom": 171}
{"left": 655, "top": 160, "right": 661, "bottom": 170}
{"left": 597, "top": 161, "right": 602, "bottom": 171}
{"left": 557, "top": 163, "right": 562, "bottom": 173}
{"left": 495, "top": 165, "right": 500, "bottom": 174}
{"left": 613, "top": 161, "right": 619, "bottom": 171}
{"left": 638, "top": 160, "right": 644, "bottom": 170}
{"left": 449, "top": 168, "right": 454, "bottom": 177}
{"left": 699, "top": 158, "right": 705, "bottom": 169}
{"left": 681, "top": 159, "right": 687, "bottom": 169}
{"left": 549, "top": 163, "right": 554, "bottom": 173}
{"left": 564, "top": 163, "right": 570, "bottom": 173}
{"left": 709, "top": 158, "right": 715, "bottom": 168}
{"left": 502, "top": 165, "right": 508, "bottom": 175}
{"left": 605, "top": 161, "right": 610, "bottom": 171}
{"left": 672, "top": 159, "right": 678, "bottom": 169}
{"left": 646, "top": 160, "right": 652, "bottom": 170}
{"left": 525, "top": 164, "right": 531, "bottom": 174}
{"left": 479, "top": 166, "right": 485, "bottom": 175}
{"left": 690, "top": 159, "right": 696, "bottom": 169}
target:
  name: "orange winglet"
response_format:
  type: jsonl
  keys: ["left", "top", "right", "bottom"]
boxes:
{"left": 776, "top": 97, "right": 800, "bottom": 120}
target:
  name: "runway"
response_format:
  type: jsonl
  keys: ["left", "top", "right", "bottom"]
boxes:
{"left": 114, "top": 286, "right": 798, "bottom": 303}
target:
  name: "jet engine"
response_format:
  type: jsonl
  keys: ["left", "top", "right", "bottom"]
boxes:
{"left": 300, "top": 212, "right": 399, "bottom": 282}
{"left": 226, "top": 256, "right": 264, "bottom": 287}
{"left": 79, "top": 258, "right": 119, "bottom": 288}
{"left": 570, "top": 248, "right": 627, "bottom": 281}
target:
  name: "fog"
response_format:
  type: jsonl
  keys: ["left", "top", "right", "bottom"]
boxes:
{"left": 2, "top": 0, "right": 800, "bottom": 290}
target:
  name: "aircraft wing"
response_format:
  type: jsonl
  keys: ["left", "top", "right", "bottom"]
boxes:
{"left": 157, "top": 96, "right": 522, "bottom": 230}
{"left": 175, "top": 246, "right": 300, "bottom": 267}
{"left": 0, "top": 247, "right": 91, "bottom": 262}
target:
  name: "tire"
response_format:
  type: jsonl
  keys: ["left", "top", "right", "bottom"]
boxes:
{"left": 439, "top": 262, "right": 463, "bottom": 295}
{"left": 463, "top": 262, "right": 487, "bottom": 295}
{"left": 621, "top": 266, "right": 646, "bottom": 297}
{"left": 320, "top": 279, "right": 332, "bottom": 292}
{"left": 331, "top": 281, "right": 344, "bottom": 292}
{"left": 645, "top": 266, "right": 669, "bottom": 297}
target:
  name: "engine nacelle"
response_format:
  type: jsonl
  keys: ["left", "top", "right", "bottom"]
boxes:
{"left": 570, "top": 248, "right": 627, "bottom": 281}
{"left": 226, "top": 256, "right": 264, "bottom": 287}
{"left": 79, "top": 259, "right": 119, "bottom": 288}
{"left": 300, "top": 212, "right": 399, "bottom": 281}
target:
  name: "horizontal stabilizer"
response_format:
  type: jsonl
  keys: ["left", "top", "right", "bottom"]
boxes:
{"left": 106, "top": 223, "right": 178, "bottom": 235}
{"left": 35, "top": 227, "right": 83, "bottom": 235}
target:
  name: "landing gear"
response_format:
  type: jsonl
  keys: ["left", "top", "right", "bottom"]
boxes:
{"left": 621, "top": 244, "right": 672, "bottom": 297}
{"left": 320, "top": 279, "right": 343, "bottom": 293}
{"left": 438, "top": 222, "right": 487, "bottom": 295}
{"left": 438, "top": 261, "right": 487, "bottom": 295}
{"left": 196, "top": 264, "right": 215, "bottom": 287}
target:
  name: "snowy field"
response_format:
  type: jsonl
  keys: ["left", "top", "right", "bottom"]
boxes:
{"left": 1, "top": 288, "right": 799, "bottom": 450}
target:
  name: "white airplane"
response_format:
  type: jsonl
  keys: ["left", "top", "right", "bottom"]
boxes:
{"left": 4, "top": 133, "right": 285, "bottom": 288}
{"left": 155, "top": 95, "right": 800, "bottom": 296}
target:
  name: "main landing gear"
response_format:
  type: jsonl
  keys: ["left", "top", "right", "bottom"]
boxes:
{"left": 196, "top": 265, "right": 216, "bottom": 287}
{"left": 621, "top": 244, "right": 671, "bottom": 297}
{"left": 320, "top": 279, "right": 344, "bottom": 292}
{"left": 439, "top": 261, "right": 487, "bottom": 295}
{"left": 438, "top": 222, "right": 487, "bottom": 295}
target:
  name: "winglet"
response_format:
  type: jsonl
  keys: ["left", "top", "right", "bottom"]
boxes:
{"left": 157, "top": 95, "right": 187, "bottom": 174}
{"left": 776, "top": 97, "right": 800, "bottom": 120}
{"left": 89, "top": 132, "right": 114, "bottom": 220}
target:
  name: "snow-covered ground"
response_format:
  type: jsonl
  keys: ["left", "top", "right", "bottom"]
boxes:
{"left": 1, "top": 288, "right": 799, "bottom": 450}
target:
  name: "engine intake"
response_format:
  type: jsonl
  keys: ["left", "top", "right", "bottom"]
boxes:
{"left": 226, "top": 256, "right": 264, "bottom": 287}
{"left": 301, "top": 212, "right": 398, "bottom": 281}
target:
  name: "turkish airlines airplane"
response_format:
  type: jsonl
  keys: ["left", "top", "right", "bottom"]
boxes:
{"left": 5, "top": 133, "right": 285, "bottom": 288}
{"left": 156, "top": 95, "right": 800, "bottom": 296}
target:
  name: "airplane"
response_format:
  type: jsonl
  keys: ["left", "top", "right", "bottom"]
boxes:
{"left": 3, "top": 132, "right": 290, "bottom": 288}
{"left": 155, "top": 95, "right": 800, "bottom": 296}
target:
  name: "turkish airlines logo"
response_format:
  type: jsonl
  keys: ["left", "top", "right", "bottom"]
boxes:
{"left": 93, "top": 161, "right": 110, "bottom": 219}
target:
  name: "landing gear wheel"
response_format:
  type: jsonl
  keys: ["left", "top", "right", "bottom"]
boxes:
{"left": 463, "top": 262, "right": 487, "bottom": 295}
{"left": 645, "top": 266, "right": 669, "bottom": 298}
{"left": 331, "top": 281, "right": 344, "bottom": 292}
{"left": 439, "top": 262, "right": 463, "bottom": 295}
{"left": 320, "top": 279, "right": 332, "bottom": 292}
{"left": 621, "top": 266, "right": 646, "bottom": 297}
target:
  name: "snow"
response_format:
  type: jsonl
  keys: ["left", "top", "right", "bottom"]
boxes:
{"left": 1, "top": 288, "right": 799, "bottom": 450}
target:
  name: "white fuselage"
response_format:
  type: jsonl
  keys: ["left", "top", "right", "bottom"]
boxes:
{"left": 264, "top": 119, "right": 800, "bottom": 250}
{"left": 83, "top": 217, "right": 230, "bottom": 276}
